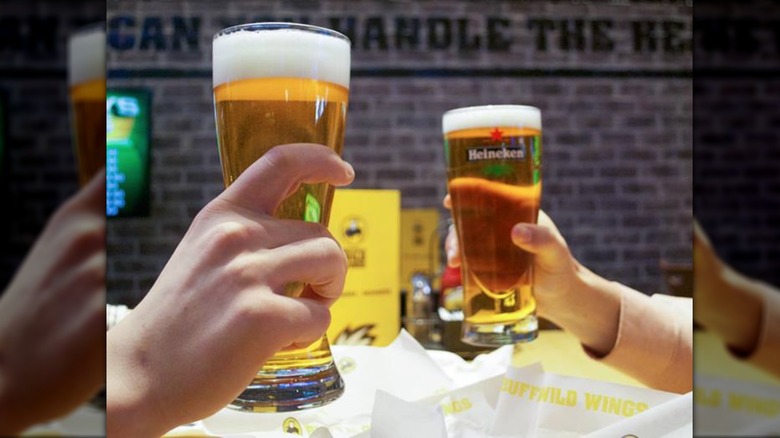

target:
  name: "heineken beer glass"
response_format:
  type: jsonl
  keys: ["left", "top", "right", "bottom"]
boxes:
{"left": 442, "top": 105, "right": 542, "bottom": 346}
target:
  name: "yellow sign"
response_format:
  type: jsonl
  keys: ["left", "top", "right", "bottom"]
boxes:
{"left": 327, "top": 189, "right": 400, "bottom": 346}
{"left": 400, "top": 209, "right": 441, "bottom": 291}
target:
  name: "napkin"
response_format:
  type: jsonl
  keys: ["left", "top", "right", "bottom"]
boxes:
{"left": 186, "top": 330, "right": 690, "bottom": 437}
{"left": 202, "top": 330, "right": 458, "bottom": 436}
{"left": 694, "top": 373, "right": 780, "bottom": 435}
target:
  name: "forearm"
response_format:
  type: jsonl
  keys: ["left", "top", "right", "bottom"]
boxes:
{"left": 107, "top": 329, "right": 172, "bottom": 438}
{"left": 542, "top": 267, "right": 692, "bottom": 393}
{"left": 598, "top": 286, "right": 692, "bottom": 393}
{"left": 706, "top": 274, "right": 780, "bottom": 378}
{"left": 107, "top": 399, "right": 168, "bottom": 438}
{"left": 696, "top": 266, "right": 763, "bottom": 354}
{"left": 541, "top": 266, "right": 622, "bottom": 356}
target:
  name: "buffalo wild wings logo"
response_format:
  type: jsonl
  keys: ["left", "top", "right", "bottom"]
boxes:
{"left": 341, "top": 215, "right": 366, "bottom": 244}
{"left": 335, "top": 324, "right": 377, "bottom": 346}
{"left": 282, "top": 417, "right": 303, "bottom": 435}
{"left": 340, "top": 216, "right": 367, "bottom": 267}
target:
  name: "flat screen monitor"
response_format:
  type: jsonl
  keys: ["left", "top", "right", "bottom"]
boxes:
{"left": 106, "top": 88, "right": 151, "bottom": 218}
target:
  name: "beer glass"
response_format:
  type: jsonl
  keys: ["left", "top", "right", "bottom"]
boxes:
{"left": 67, "top": 24, "right": 107, "bottom": 410}
{"left": 442, "top": 105, "right": 542, "bottom": 346}
{"left": 212, "top": 23, "right": 350, "bottom": 412}
{"left": 67, "top": 24, "right": 106, "bottom": 187}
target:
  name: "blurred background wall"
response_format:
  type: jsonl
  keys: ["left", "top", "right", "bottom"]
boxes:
{"left": 106, "top": 0, "right": 692, "bottom": 305}
{"left": 694, "top": 1, "right": 780, "bottom": 289}
{"left": 0, "top": 1, "right": 104, "bottom": 289}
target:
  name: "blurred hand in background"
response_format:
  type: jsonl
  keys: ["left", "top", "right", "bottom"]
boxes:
{"left": 0, "top": 170, "right": 106, "bottom": 435}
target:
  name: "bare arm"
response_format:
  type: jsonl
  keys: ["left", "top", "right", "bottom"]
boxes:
{"left": 694, "top": 220, "right": 780, "bottom": 378}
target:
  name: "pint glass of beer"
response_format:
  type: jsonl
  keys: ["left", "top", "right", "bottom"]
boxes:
{"left": 67, "top": 24, "right": 106, "bottom": 186}
{"left": 212, "top": 23, "right": 350, "bottom": 412}
{"left": 442, "top": 105, "right": 542, "bottom": 346}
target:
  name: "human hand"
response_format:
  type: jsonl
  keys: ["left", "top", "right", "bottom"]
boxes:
{"left": 443, "top": 196, "right": 583, "bottom": 320}
{"left": 0, "top": 171, "right": 106, "bottom": 435}
{"left": 107, "top": 144, "right": 354, "bottom": 437}
{"left": 443, "top": 196, "right": 620, "bottom": 354}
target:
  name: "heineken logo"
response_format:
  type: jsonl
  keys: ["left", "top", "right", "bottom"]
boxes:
{"left": 467, "top": 147, "right": 525, "bottom": 161}
{"left": 463, "top": 128, "right": 531, "bottom": 162}
{"left": 490, "top": 127, "right": 504, "bottom": 141}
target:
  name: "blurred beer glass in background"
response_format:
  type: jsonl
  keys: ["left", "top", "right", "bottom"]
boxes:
{"left": 442, "top": 105, "right": 542, "bottom": 346}
{"left": 67, "top": 24, "right": 106, "bottom": 187}
{"left": 67, "top": 23, "right": 107, "bottom": 411}
{"left": 212, "top": 23, "right": 350, "bottom": 412}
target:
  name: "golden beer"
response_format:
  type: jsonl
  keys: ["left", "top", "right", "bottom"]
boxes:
{"left": 214, "top": 77, "right": 348, "bottom": 225}
{"left": 68, "top": 25, "right": 106, "bottom": 186}
{"left": 443, "top": 106, "right": 542, "bottom": 346}
{"left": 212, "top": 23, "right": 350, "bottom": 412}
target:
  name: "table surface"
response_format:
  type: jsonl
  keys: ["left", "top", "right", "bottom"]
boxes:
{"left": 155, "top": 329, "right": 779, "bottom": 437}
{"left": 694, "top": 330, "right": 780, "bottom": 386}
{"left": 161, "top": 331, "right": 650, "bottom": 436}
{"left": 512, "top": 330, "right": 780, "bottom": 389}
{"left": 510, "top": 329, "right": 646, "bottom": 388}
{"left": 160, "top": 330, "right": 662, "bottom": 436}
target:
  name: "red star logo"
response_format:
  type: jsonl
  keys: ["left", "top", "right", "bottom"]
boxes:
{"left": 490, "top": 127, "right": 504, "bottom": 142}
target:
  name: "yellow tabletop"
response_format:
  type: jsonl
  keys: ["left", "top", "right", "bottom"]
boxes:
{"left": 694, "top": 330, "right": 780, "bottom": 386}
{"left": 511, "top": 329, "right": 646, "bottom": 388}
{"left": 511, "top": 330, "right": 780, "bottom": 390}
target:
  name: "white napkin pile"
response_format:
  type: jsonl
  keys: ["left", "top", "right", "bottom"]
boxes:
{"left": 198, "top": 330, "right": 692, "bottom": 437}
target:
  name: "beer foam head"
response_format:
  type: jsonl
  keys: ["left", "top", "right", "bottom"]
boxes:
{"left": 442, "top": 105, "right": 542, "bottom": 134}
{"left": 213, "top": 23, "right": 351, "bottom": 89}
{"left": 68, "top": 24, "right": 106, "bottom": 86}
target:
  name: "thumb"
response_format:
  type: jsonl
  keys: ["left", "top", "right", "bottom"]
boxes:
{"left": 217, "top": 144, "right": 354, "bottom": 215}
{"left": 510, "top": 222, "right": 570, "bottom": 267}
{"left": 50, "top": 168, "right": 106, "bottom": 223}
{"left": 68, "top": 168, "right": 106, "bottom": 211}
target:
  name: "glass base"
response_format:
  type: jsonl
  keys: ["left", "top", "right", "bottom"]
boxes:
{"left": 461, "top": 314, "right": 538, "bottom": 347}
{"left": 228, "top": 362, "right": 344, "bottom": 412}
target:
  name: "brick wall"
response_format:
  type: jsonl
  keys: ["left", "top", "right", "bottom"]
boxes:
{"left": 695, "top": 78, "right": 780, "bottom": 287}
{"left": 694, "top": 1, "right": 780, "bottom": 287}
{"left": 0, "top": 1, "right": 105, "bottom": 288}
{"left": 107, "top": 0, "right": 692, "bottom": 305}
